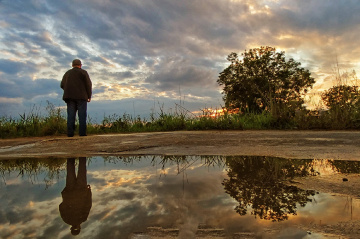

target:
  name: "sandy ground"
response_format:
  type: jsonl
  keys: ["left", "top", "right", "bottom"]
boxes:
{"left": 1, "top": 130, "right": 360, "bottom": 159}
{"left": 1, "top": 130, "right": 360, "bottom": 238}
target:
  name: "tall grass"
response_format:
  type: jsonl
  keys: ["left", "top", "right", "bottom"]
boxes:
{"left": 0, "top": 102, "right": 67, "bottom": 138}
{"left": 1, "top": 100, "right": 360, "bottom": 139}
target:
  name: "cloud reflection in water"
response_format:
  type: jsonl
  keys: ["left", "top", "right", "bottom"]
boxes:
{"left": 0, "top": 156, "right": 359, "bottom": 238}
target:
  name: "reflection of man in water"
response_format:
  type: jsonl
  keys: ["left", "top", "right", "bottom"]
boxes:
{"left": 59, "top": 157, "right": 92, "bottom": 235}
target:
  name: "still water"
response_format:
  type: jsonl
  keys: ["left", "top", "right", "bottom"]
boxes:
{"left": 0, "top": 156, "right": 359, "bottom": 239}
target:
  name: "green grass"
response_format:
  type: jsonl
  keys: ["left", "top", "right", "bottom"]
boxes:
{"left": 2, "top": 102, "right": 360, "bottom": 139}
{"left": 0, "top": 102, "right": 67, "bottom": 138}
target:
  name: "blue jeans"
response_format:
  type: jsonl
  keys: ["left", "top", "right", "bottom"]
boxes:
{"left": 65, "top": 158, "right": 87, "bottom": 189}
{"left": 66, "top": 100, "right": 87, "bottom": 136}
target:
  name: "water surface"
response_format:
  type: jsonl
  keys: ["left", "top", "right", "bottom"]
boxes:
{"left": 0, "top": 156, "right": 359, "bottom": 238}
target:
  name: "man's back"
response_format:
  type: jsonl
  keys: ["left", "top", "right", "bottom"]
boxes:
{"left": 61, "top": 59, "right": 92, "bottom": 137}
{"left": 61, "top": 67, "right": 92, "bottom": 101}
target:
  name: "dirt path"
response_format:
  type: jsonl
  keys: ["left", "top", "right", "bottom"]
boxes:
{"left": 1, "top": 130, "right": 360, "bottom": 159}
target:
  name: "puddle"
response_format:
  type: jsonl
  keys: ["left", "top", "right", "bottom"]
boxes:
{"left": 0, "top": 156, "right": 359, "bottom": 238}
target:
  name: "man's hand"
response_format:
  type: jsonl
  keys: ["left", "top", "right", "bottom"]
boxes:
{"left": 88, "top": 98, "right": 91, "bottom": 102}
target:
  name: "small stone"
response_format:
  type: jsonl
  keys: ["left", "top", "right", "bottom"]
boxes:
{"left": 343, "top": 178, "right": 348, "bottom": 182}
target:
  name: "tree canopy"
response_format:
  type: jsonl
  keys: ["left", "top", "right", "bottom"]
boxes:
{"left": 217, "top": 46, "right": 315, "bottom": 113}
{"left": 321, "top": 85, "right": 360, "bottom": 111}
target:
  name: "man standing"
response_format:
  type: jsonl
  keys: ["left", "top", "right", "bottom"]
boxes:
{"left": 61, "top": 59, "right": 92, "bottom": 137}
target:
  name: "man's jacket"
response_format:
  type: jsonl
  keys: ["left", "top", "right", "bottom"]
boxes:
{"left": 61, "top": 67, "right": 92, "bottom": 101}
{"left": 59, "top": 186, "right": 92, "bottom": 226}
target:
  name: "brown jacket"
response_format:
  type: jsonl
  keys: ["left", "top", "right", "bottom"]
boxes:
{"left": 59, "top": 186, "right": 92, "bottom": 226}
{"left": 61, "top": 67, "right": 92, "bottom": 101}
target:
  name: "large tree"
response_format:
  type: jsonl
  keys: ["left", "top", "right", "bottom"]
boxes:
{"left": 217, "top": 46, "right": 315, "bottom": 113}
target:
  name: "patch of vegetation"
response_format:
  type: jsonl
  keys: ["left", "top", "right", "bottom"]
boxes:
{"left": 2, "top": 98, "right": 360, "bottom": 139}
{"left": 0, "top": 102, "right": 67, "bottom": 138}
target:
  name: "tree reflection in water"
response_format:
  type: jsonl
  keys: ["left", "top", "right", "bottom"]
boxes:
{"left": 222, "top": 156, "right": 317, "bottom": 222}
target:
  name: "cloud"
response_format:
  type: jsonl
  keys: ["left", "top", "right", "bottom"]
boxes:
{"left": 0, "top": 59, "right": 26, "bottom": 75}
{"left": 0, "top": 76, "right": 61, "bottom": 99}
{"left": 1, "top": 0, "right": 360, "bottom": 118}
{"left": 145, "top": 57, "right": 218, "bottom": 91}
{"left": 275, "top": 1, "right": 360, "bottom": 33}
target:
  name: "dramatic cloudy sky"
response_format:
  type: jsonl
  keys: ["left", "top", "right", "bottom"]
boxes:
{"left": 1, "top": 0, "right": 360, "bottom": 120}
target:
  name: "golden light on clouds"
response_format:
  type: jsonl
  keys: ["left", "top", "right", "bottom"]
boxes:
{"left": 92, "top": 169, "right": 150, "bottom": 191}
{"left": 93, "top": 83, "right": 153, "bottom": 100}
{"left": 248, "top": 4, "right": 271, "bottom": 15}
{"left": 277, "top": 34, "right": 293, "bottom": 40}
{"left": 99, "top": 205, "right": 117, "bottom": 221}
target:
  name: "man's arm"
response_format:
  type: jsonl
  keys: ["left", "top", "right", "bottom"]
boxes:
{"left": 84, "top": 71, "right": 92, "bottom": 100}
{"left": 60, "top": 72, "right": 67, "bottom": 89}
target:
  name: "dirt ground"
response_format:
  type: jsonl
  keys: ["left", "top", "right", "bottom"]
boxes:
{"left": 1, "top": 130, "right": 360, "bottom": 238}
{"left": 1, "top": 130, "right": 360, "bottom": 159}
